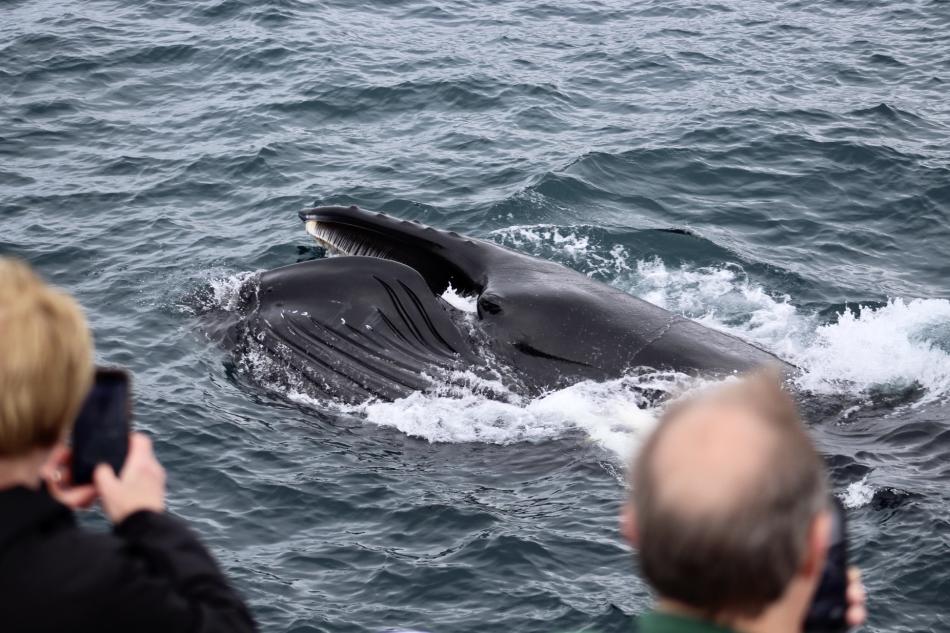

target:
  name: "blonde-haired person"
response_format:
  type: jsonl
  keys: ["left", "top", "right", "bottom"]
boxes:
{"left": 0, "top": 258, "right": 256, "bottom": 633}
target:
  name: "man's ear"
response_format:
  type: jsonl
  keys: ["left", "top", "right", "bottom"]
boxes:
{"left": 621, "top": 502, "right": 639, "bottom": 547}
{"left": 801, "top": 509, "right": 831, "bottom": 579}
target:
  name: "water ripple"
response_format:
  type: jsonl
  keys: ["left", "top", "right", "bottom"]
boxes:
{"left": 3, "top": 1, "right": 950, "bottom": 632}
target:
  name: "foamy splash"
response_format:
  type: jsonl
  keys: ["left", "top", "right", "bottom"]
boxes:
{"left": 491, "top": 224, "right": 632, "bottom": 278}
{"left": 840, "top": 475, "right": 876, "bottom": 509}
{"left": 795, "top": 299, "right": 950, "bottom": 400}
{"left": 624, "top": 258, "right": 950, "bottom": 405}
{"left": 360, "top": 370, "right": 697, "bottom": 460}
{"left": 205, "top": 270, "right": 259, "bottom": 312}
{"left": 278, "top": 368, "right": 701, "bottom": 461}
{"left": 441, "top": 284, "right": 477, "bottom": 313}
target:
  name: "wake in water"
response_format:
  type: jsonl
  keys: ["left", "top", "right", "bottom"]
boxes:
{"left": 625, "top": 258, "right": 950, "bottom": 404}
{"left": 193, "top": 224, "right": 950, "bottom": 472}
{"left": 348, "top": 369, "right": 696, "bottom": 461}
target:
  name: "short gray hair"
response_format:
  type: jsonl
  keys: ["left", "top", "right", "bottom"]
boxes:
{"left": 631, "top": 371, "right": 829, "bottom": 617}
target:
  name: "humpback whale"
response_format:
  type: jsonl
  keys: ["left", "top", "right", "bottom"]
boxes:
{"left": 218, "top": 206, "right": 788, "bottom": 403}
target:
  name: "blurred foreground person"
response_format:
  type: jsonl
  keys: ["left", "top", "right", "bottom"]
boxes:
{"left": 622, "top": 373, "right": 867, "bottom": 633}
{"left": 0, "top": 258, "right": 256, "bottom": 633}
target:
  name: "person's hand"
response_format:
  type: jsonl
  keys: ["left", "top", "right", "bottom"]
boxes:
{"left": 846, "top": 566, "right": 867, "bottom": 629}
{"left": 94, "top": 432, "right": 166, "bottom": 524}
{"left": 41, "top": 445, "right": 97, "bottom": 510}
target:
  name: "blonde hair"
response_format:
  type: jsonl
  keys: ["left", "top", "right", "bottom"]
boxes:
{"left": 0, "top": 258, "right": 94, "bottom": 456}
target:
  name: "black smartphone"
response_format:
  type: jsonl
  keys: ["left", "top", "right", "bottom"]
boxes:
{"left": 70, "top": 368, "right": 131, "bottom": 485}
{"left": 804, "top": 496, "right": 849, "bottom": 633}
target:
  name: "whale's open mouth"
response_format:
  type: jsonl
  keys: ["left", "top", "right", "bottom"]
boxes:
{"left": 299, "top": 206, "right": 487, "bottom": 296}
{"left": 304, "top": 220, "right": 396, "bottom": 259}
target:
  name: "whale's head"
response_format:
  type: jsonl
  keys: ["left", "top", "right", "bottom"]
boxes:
{"left": 205, "top": 206, "right": 785, "bottom": 405}
{"left": 292, "top": 205, "right": 787, "bottom": 393}
{"left": 296, "top": 206, "right": 626, "bottom": 383}
{"left": 298, "top": 206, "right": 494, "bottom": 296}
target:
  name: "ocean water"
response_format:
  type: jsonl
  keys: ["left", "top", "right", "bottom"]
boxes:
{"left": 2, "top": 1, "right": 950, "bottom": 631}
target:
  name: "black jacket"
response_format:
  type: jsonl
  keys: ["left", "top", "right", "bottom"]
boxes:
{"left": 0, "top": 486, "right": 256, "bottom": 633}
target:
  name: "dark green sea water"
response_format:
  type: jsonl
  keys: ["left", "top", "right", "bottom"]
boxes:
{"left": 3, "top": 1, "right": 950, "bottom": 631}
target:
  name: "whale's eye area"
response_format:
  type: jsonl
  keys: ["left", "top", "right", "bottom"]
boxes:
{"left": 478, "top": 294, "right": 503, "bottom": 316}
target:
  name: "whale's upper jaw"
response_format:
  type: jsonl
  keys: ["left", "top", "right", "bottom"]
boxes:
{"left": 298, "top": 205, "right": 492, "bottom": 295}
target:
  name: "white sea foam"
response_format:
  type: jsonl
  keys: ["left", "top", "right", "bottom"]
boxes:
{"left": 490, "top": 224, "right": 632, "bottom": 278}
{"left": 205, "top": 270, "right": 259, "bottom": 312}
{"left": 623, "top": 258, "right": 950, "bottom": 404}
{"left": 492, "top": 224, "right": 593, "bottom": 259}
{"left": 625, "top": 259, "right": 809, "bottom": 360}
{"left": 793, "top": 299, "right": 950, "bottom": 401}
{"left": 279, "top": 368, "right": 697, "bottom": 460}
{"left": 839, "top": 475, "right": 876, "bottom": 509}
{"left": 441, "top": 284, "right": 478, "bottom": 313}
{"left": 356, "top": 370, "right": 700, "bottom": 460}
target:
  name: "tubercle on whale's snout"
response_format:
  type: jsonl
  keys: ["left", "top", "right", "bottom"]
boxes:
{"left": 298, "top": 206, "right": 360, "bottom": 223}
{"left": 298, "top": 205, "right": 445, "bottom": 237}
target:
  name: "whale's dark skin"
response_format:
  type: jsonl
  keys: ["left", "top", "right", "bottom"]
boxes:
{"left": 235, "top": 256, "right": 478, "bottom": 402}
{"left": 225, "top": 205, "right": 790, "bottom": 402}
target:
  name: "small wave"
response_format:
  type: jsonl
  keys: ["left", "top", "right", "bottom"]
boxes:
{"left": 492, "top": 224, "right": 594, "bottom": 259}
{"left": 490, "top": 224, "right": 631, "bottom": 278}
{"left": 795, "top": 299, "right": 950, "bottom": 402}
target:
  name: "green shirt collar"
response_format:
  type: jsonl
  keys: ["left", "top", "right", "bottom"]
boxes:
{"left": 638, "top": 611, "right": 737, "bottom": 633}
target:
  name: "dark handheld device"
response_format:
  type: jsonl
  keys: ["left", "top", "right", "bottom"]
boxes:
{"left": 70, "top": 368, "right": 131, "bottom": 485}
{"left": 804, "top": 496, "right": 849, "bottom": 632}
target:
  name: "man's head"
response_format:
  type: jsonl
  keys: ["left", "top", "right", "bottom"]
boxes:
{"left": 0, "top": 258, "right": 93, "bottom": 457}
{"left": 624, "top": 371, "right": 829, "bottom": 620}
